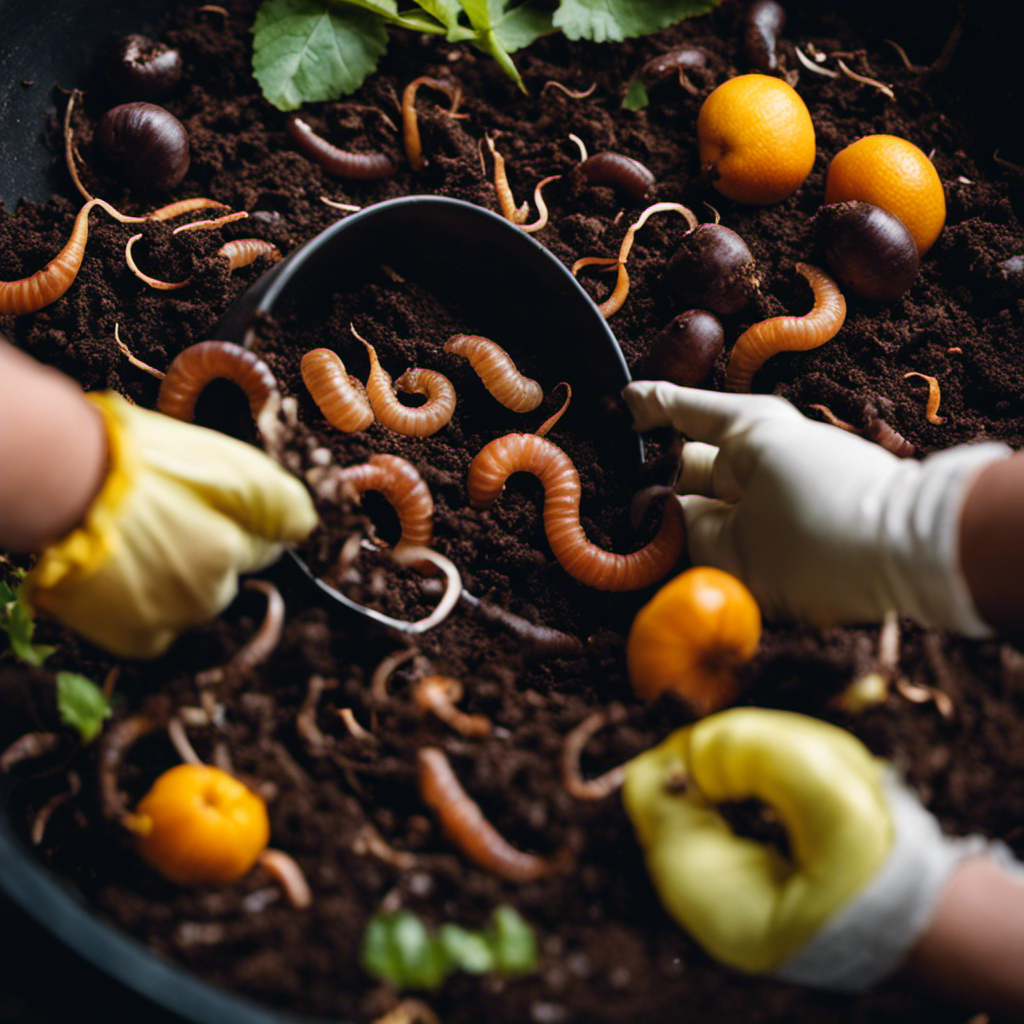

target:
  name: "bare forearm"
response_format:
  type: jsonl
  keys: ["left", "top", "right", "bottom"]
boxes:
{"left": 0, "top": 339, "right": 107, "bottom": 551}
{"left": 903, "top": 856, "right": 1024, "bottom": 1019}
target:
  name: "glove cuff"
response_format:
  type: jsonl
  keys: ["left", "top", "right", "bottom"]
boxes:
{"left": 881, "top": 442, "right": 1011, "bottom": 637}
{"left": 25, "top": 392, "right": 137, "bottom": 595}
{"left": 774, "top": 771, "right": 1002, "bottom": 992}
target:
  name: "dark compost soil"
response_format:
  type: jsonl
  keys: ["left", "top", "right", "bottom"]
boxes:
{"left": 3, "top": 1, "right": 1024, "bottom": 1022}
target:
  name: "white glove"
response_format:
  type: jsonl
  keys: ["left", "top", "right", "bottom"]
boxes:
{"left": 622, "top": 381, "right": 1010, "bottom": 636}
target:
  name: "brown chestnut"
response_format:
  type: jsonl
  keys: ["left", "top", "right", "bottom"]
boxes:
{"left": 105, "top": 34, "right": 183, "bottom": 101}
{"left": 95, "top": 102, "right": 190, "bottom": 191}
{"left": 666, "top": 224, "right": 760, "bottom": 315}
{"left": 744, "top": 0, "right": 786, "bottom": 74}
{"left": 819, "top": 201, "right": 919, "bottom": 301}
{"left": 641, "top": 310, "right": 725, "bottom": 387}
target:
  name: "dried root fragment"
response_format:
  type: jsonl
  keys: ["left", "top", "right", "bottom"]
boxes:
{"left": 541, "top": 80, "right": 597, "bottom": 100}
{"left": 534, "top": 382, "right": 572, "bottom": 438}
{"left": 561, "top": 709, "right": 628, "bottom": 800}
{"left": 401, "top": 75, "right": 462, "bottom": 172}
{"left": 391, "top": 547, "right": 462, "bottom": 633}
{"left": 125, "top": 232, "right": 191, "bottom": 290}
{"left": 353, "top": 822, "right": 419, "bottom": 871}
{"left": 113, "top": 323, "right": 166, "bottom": 379}
{"left": 903, "top": 371, "right": 945, "bottom": 424}
{"left": 194, "top": 580, "right": 285, "bottom": 686}
{"left": 808, "top": 403, "right": 860, "bottom": 433}
{"left": 31, "top": 771, "right": 81, "bottom": 846}
{"left": 484, "top": 135, "right": 559, "bottom": 232}
{"left": 296, "top": 674, "right": 332, "bottom": 754}
{"left": 172, "top": 211, "right": 249, "bottom": 234}
{"left": 371, "top": 999, "right": 441, "bottom": 1024}
{"left": 97, "top": 713, "right": 161, "bottom": 823}
{"left": 417, "top": 747, "right": 571, "bottom": 882}
{"left": 0, "top": 732, "right": 62, "bottom": 773}
{"left": 370, "top": 648, "right": 419, "bottom": 704}
{"left": 413, "top": 675, "right": 492, "bottom": 737}
{"left": 836, "top": 59, "right": 896, "bottom": 100}
{"left": 257, "top": 848, "right": 312, "bottom": 909}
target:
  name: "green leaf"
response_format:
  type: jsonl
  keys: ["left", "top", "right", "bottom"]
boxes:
{"left": 1, "top": 573, "right": 55, "bottom": 667}
{"left": 360, "top": 911, "right": 450, "bottom": 991}
{"left": 56, "top": 672, "right": 111, "bottom": 744}
{"left": 553, "top": 0, "right": 719, "bottom": 43}
{"left": 252, "top": 0, "right": 389, "bottom": 111}
{"left": 622, "top": 77, "right": 649, "bottom": 110}
{"left": 493, "top": 3, "right": 554, "bottom": 52}
{"left": 486, "top": 906, "right": 539, "bottom": 975}
{"left": 438, "top": 923, "right": 496, "bottom": 974}
{"left": 326, "top": 0, "right": 450, "bottom": 34}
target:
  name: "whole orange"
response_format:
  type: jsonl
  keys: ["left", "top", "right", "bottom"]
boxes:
{"left": 696, "top": 74, "right": 816, "bottom": 205}
{"left": 824, "top": 135, "right": 945, "bottom": 255}
{"left": 127, "top": 763, "right": 270, "bottom": 884}
{"left": 626, "top": 567, "right": 761, "bottom": 715}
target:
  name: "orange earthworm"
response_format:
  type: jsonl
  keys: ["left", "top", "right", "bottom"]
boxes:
{"left": 124, "top": 232, "right": 191, "bottom": 290}
{"left": 172, "top": 211, "right": 249, "bottom": 234}
{"left": 443, "top": 333, "right": 543, "bottom": 412}
{"left": 157, "top": 340, "right": 281, "bottom": 424}
{"left": 301, "top": 348, "right": 374, "bottom": 432}
{"left": 520, "top": 175, "right": 560, "bottom": 234}
{"left": 534, "top": 382, "right": 572, "bottom": 438}
{"left": 285, "top": 113, "right": 397, "bottom": 179}
{"left": 359, "top": 334, "right": 456, "bottom": 436}
{"left": 903, "top": 371, "right": 945, "bottom": 424}
{"left": 336, "top": 454, "right": 435, "bottom": 556}
{"left": 257, "top": 848, "right": 313, "bottom": 909}
{"left": 0, "top": 198, "right": 124, "bottom": 315}
{"left": 413, "top": 675, "right": 492, "bottom": 737}
{"left": 216, "top": 238, "right": 283, "bottom": 272}
{"left": 401, "top": 75, "right": 463, "bottom": 172}
{"left": 725, "top": 262, "right": 847, "bottom": 392}
{"left": 484, "top": 135, "right": 560, "bottom": 232}
{"left": 417, "top": 747, "right": 571, "bottom": 882}
{"left": 467, "top": 433, "right": 686, "bottom": 591}
{"left": 148, "top": 197, "right": 231, "bottom": 222}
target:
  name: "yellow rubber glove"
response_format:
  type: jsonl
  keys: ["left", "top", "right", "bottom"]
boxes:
{"left": 23, "top": 392, "right": 317, "bottom": 659}
{"left": 622, "top": 708, "right": 990, "bottom": 990}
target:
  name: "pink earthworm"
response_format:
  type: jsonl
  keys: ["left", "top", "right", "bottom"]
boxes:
{"left": 443, "top": 333, "right": 543, "bottom": 412}
{"left": 157, "top": 340, "right": 280, "bottom": 423}
{"left": 361, "top": 339, "right": 456, "bottom": 436}
{"left": 467, "top": 433, "right": 685, "bottom": 591}
{"left": 301, "top": 348, "right": 374, "bottom": 432}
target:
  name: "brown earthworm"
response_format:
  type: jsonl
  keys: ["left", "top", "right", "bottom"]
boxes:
{"left": 467, "top": 433, "right": 686, "bottom": 591}
{"left": 903, "top": 371, "right": 945, "bottom": 424}
{"left": 466, "top": 598, "right": 583, "bottom": 659}
{"left": 865, "top": 407, "right": 916, "bottom": 456}
{"left": 285, "top": 113, "right": 397, "bottom": 180}
{"left": 417, "top": 747, "right": 570, "bottom": 882}
{"left": 216, "top": 237, "right": 282, "bottom": 271}
{"left": 0, "top": 732, "right": 62, "bottom": 773}
{"left": 336, "top": 454, "right": 434, "bottom": 556}
{"left": 639, "top": 45, "right": 706, "bottom": 89}
{"left": 157, "top": 340, "right": 281, "bottom": 423}
{"left": 401, "top": 75, "right": 462, "bottom": 172}
{"left": 413, "top": 675, "right": 492, "bottom": 737}
{"left": 257, "top": 848, "right": 312, "bottom": 909}
{"left": 361, "top": 338, "right": 456, "bottom": 436}
{"left": 301, "top": 348, "right": 374, "bottom": 432}
{"left": 725, "top": 262, "right": 847, "bottom": 392}
{"left": 97, "top": 712, "right": 162, "bottom": 823}
{"left": 443, "top": 334, "right": 543, "bottom": 412}
{"left": 578, "top": 152, "right": 656, "bottom": 202}
{"left": 31, "top": 771, "right": 81, "bottom": 846}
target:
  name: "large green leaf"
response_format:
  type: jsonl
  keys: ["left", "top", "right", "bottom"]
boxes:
{"left": 553, "top": 0, "right": 719, "bottom": 43}
{"left": 493, "top": 3, "right": 554, "bottom": 52}
{"left": 253, "top": 0, "right": 389, "bottom": 111}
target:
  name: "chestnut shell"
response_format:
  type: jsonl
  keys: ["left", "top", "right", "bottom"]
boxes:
{"left": 95, "top": 102, "right": 190, "bottom": 191}
{"left": 666, "top": 224, "right": 760, "bottom": 315}
{"left": 104, "top": 34, "right": 183, "bottom": 101}
{"left": 641, "top": 310, "right": 725, "bottom": 387}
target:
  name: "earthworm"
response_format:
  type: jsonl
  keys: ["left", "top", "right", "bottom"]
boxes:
{"left": 467, "top": 433, "right": 686, "bottom": 591}
{"left": 413, "top": 675, "right": 492, "bottom": 737}
{"left": 361, "top": 338, "right": 456, "bottom": 436}
{"left": 285, "top": 113, "right": 397, "bottom": 179}
{"left": 534, "top": 382, "right": 572, "bottom": 438}
{"left": 370, "top": 647, "right": 419, "bottom": 704}
{"left": 157, "top": 340, "right": 281, "bottom": 424}
{"left": 97, "top": 712, "right": 161, "bottom": 822}
{"left": 465, "top": 598, "right": 583, "bottom": 659}
{"left": 31, "top": 771, "right": 81, "bottom": 846}
{"left": 257, "top": 848, "right": 312, "bottom": 909}
{"left": 744, "top": 0, "right": 786, "bottom": 74}
{"left": 578, "top": 152, "right": 656, "bottom": 202}
{"left": 903, "top": 371, "right": 945, "bottom": 424}
{"left": 172, "top": 211, "right": 249, "bottom": 234}
{"left": 296, "top": 674, "right": 332, "bottom": 754}
{"left": 484, "top": 135, "right": 529, "bottom": 224}
{"left": 401, "top": 75, "right": 462, "bottom": 172}
{"left": 639, "top": 45, "right": 706, "bottom": 90}
{"left": 541, "top": 80, "right": 597, "bottom": 100}
{"left": 124, "top": 232, "right": 191, "bottom": 290}
{"left": 443, "top": 334, "right": 543, "bottom": 412}
{"left": 167, "top": 716, "right": 204, "bottom": 766}
{"left": 337, "top": 707, "right": 374, "bottom": 741}
{"left": 896, "top": 677, "right": 955, "bottom": 720}
{"left": 0, "top": 732, "right": 62, "bottom": 773}
{"left": 336, "top": 454, "right": 434, "bottom": 557}
{"left": 301, "top": 348, "right": 375, "bottom": 432}
{"left": 417, "top": 747, "right": 570, "bottom": 882}
{"left": 148, "top": 197, "right": 230, "bottom": 222}
{"left": 865, "top": 403, "right": 916, "bottom": 456}
{"left": 519, "top": 176, "right": 560, "bottom": 234}
{"left": 725, "top": 262, "right": 847, "bottom": 392}
{"left": 561, "top": 708, "right": 629, "bottom": 801}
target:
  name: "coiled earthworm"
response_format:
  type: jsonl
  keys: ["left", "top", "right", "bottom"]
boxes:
{"left": 336, "top": 454, "right": 435, "bottom": 557}
{"left": 443, "top": 334, "right": 543, "bottom": 412}
{"left": 725, "top": 262, "right": 847, "bottom": 392}
{"left": 361, "top": 337, "right": 456, "bottom": 436}
{"left": 285, "top": 113, "right": 397, "bottom": 180}
{"left": 401, "top": 75, "right": 462, "bottom": 172}
{"left": 414, "top": 675, "right": 492, "bottom": 737}
{"left": 903, "top": 371, "right": 945, "bottom": 424}
{"left": 417, "top": 747, "right": 571, "bottom": 882}
{"left": 639, "top": 45, "right": 706, "bottom": 90}
{"left": 301, "top": 348, "right": 375, "bottom": 432}
{"left": 157, "top": 340, "right": 281, "bottom": 423}
{"left": 578, "top": 152, "right": 656, "bottom": 202}
{"left": 467, "top": 433, "right": 686, "bottom": 591}
{"left": 216, "top": 238, "right": 282, "bottom": 272}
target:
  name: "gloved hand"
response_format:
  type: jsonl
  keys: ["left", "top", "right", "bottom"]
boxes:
{"left": 621, "top": 708, "right": 1003, "bottom": 991}
{"left": 621, "top": 381, "right": 1010, "bottom": 636}
{"left": 24, "top": 392, "right": 317, "bottom": 659}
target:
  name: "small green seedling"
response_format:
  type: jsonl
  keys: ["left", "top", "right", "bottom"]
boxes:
{"left": 56, "top": 672, "right": 113, "bottom": 744}
{"left": 0, "top": 570, "right": 55, "bottom": 667}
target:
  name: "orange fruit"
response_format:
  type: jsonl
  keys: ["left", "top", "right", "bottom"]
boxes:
{"left": 696, "top": 74, "right": 816, "bottom": 205}
{"left": 626, "top": 567, "right": 761, "bottom": 715}
{"left": 824, "top": 134, "right": 945, "bottom": 255}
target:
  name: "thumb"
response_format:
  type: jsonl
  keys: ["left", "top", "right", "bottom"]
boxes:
{"left": 676, "top": 495, "right": 741, "bottom": 575}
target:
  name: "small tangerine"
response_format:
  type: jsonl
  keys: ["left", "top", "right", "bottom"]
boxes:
{"left": 626, "top": 567, "right": 761, "bottom": 715}
{"left": 824, "top": 134, "right": 945, "bottom": 255}
{"left": 696, "top": 74, "right": 816, "bottom": 205}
